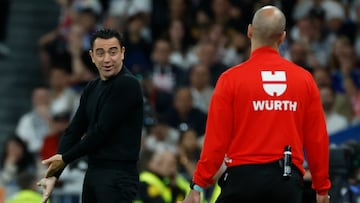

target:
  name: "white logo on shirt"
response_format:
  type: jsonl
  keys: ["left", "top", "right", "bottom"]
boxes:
{"left": 253, "top": 71, "right": 297, "bottom": 111}
{"left": 261, "top": 71, "right": 287, "bottom": 96}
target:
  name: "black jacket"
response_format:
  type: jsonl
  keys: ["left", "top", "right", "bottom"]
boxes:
{"left": 57, "top": 66, "right": 143, "bottom": 173}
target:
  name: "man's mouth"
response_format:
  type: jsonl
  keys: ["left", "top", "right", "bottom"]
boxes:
{"left": 103, "top": 65, "right": 113, "bottom": 71}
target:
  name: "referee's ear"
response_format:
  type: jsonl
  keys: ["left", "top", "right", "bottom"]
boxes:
{"left": 278, "top": 31, "right": 286, "bottom": 45}
{"left": 247, "top": 24, "right": 253, "bottom": 39}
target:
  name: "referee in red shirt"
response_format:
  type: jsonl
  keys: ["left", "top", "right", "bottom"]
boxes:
{"left": 181, "top": 5, "right": 331, "bottom": 203}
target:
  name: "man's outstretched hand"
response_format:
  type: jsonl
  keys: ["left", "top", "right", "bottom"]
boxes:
{"left": 42, "top": 154, "right": 65, "bottom": 178}
{"left": 37, "top": 176, "right": 57, "bottom": 203}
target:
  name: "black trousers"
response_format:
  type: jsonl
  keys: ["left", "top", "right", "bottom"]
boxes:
{"left": 82, "top": 167, "right": 139, "bottom": 203}
{"left": 216, "top": 161, "right": 304, "bottom": 203}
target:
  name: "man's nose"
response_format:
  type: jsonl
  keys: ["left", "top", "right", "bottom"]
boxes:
{"left": 104, "top": 53, "right": 111, "bottom": 62}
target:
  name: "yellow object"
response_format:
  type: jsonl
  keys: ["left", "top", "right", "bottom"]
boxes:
{"left": 140, "top": 171, "right": 172, "bottom": 203}
{"left": 210, "top": 184, "right": 221, "bottom": 203}
{"left": 5, "top": 190, "right": 49, "bottom": 203}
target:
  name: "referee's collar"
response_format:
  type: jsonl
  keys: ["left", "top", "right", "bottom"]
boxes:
{"left": 250, "top": 46, "right": 280, "bottom": 58}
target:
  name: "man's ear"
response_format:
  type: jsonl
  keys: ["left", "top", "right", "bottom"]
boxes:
{"left": 247, "top": 24, "right": 253, "bottom": 39}
{"left": 89, "top": 50, "right": 95, "bottom": 63}
{"left": 121, "top": 46, "right": 125, "bottom": 60}
{"left": 278, "top": 31, "right": 286, "bottom": 45}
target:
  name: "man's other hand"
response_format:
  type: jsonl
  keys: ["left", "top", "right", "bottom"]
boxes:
{"left": 42, "top": 154, "right": 65, "bottom": 177}
{"left": 317, "top": 194, "right": 330, "bottom": 203}
{"left": 178, "top": 190, "right": 201, "bottom": 203}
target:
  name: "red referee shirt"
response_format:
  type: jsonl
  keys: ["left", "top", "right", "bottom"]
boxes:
{"left": 193, "top": 46, "right": 331, "bottom": 194}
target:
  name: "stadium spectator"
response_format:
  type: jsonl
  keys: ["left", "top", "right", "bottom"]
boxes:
{"left": 329, "top": 36, "right": 360, "bottom": 94}
{"left": 319, "top": 85, "right": 349, "bottom": 135}
{"left": 5, "top": 172, "right": 45, "bottom": 203}
{"left": 15, "top": 86, "right": 50, "bottom": 154}
{"left": 143, "top": 116, "right": 180, "bottom": 153}
{"left": 177, "top": 129, "right": 201, "bottom": 181}
{"left": 209, "top": 0, "right": 242, "bottom": 33}
{"left": 48, "top": 65, "right": 79, "bottom": 117}
{"left": 107, "top": 0, "right": 151, "bottom": 23}
{"left": 123, "top": 13, "right": 152, "bottom": 75}
{"left": 206, "top": 23, "right": 233, "bottom": 67}
{"left": 285, "top": 40, "right": 313, "bottom": 72}
{"left": 142, "top": 75, "right": 174, "bottom": 118}
{"left": 222, "top": 30, "right": 249, "bottom": 67}
{"left": 313, "top": 68, "right": 353, "bottom": 121}
{"left": 0, "top": 135, "right": 36, "bottom": 200}
{"left": 148, "top": 38, "right": 186, "bottom": 93}
{"left": 167, "top": 19, "right": 197, "bottom": 71}
{"left": 188, "top": 63, "right": 214, "bottom": 114}
{"left": 38, "top": 0, "right": 101, "bottom": 79}
{"left": 291, "top": 5, "right": 333, "bottom": 68}
{"left": 40, "top": 111, "right": 71, "bottom": 160}
{"left": 194, "top": 41, "right": 228, "bottom": 87}
{"left": 66, "top": 24, "right": 98, "bottom": 86}
{"left": 164, "top": 87, "right": 207, "bottom": 136}
{"left": 136, "top": 149, "right": 189, "bottom": 203}
{"left": 344, "top": 77, "right": 360, "bottom": 124}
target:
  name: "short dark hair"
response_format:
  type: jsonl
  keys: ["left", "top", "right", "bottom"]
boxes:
{"left": 90, "top": 28, "right": 125, "bottom": 49}
{"left": 16, "top": 171, "right": 36, "bottom": 189}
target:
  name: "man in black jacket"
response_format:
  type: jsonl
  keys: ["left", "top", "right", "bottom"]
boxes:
{"left": 37, "top": 28, "right": 144, "bottom": 203}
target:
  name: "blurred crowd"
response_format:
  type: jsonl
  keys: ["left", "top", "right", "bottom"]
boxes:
{"left": 2, "top": 0, "right": 360, "bottom": 202}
